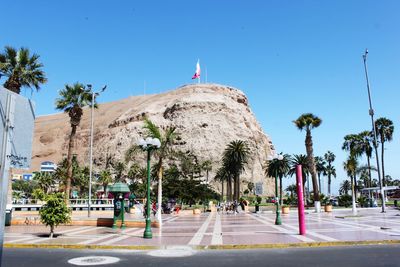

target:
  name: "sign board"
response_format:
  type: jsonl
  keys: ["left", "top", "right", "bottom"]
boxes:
{"left": 255, "top": 182, "right": 263, "bottom": 195}
{"left": 0, "top": 87, "right": 35, "bottom": 169}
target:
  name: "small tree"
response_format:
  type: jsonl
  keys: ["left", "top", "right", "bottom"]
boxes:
{"left": 39, "top": 193, "right": 71, "bottom": 238}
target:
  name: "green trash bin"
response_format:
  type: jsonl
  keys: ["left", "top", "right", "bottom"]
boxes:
{"left": 5, "top": 209, "right": 12, "bottom": 226}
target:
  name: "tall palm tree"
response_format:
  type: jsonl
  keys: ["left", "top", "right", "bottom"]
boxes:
{"left": 375, "top": 117, "right": 394, "bottom": 186}
{"left": 314, "top": 156, "right": 326, "bottom": 195}
{"left": 288, "top": 154, "right": 310, "bottom": 201}
{"left": 343, "top": 156, "right": 358, "bottom": 214}
{"left": 324, "top": 151, "right": 336, "bottom": 196}
{"left": 222, "top": 140, "right": 250, "bottom": 201}
{"left": 112, "top": 161, "right": 126, "bottom": 182}
{"left": 55, "top": 83, "right": 93, "bottom": 200}
{"left": 264, "top": 154, "right": 291, "bottom": 205}
{"left": 139, "top": 118, "right": 177, "bottom": 221}
{"left": 285, "top": 184, "right": 297, "bottom": 198}
{"left": 33, "top": 172, "right": 55, "bottom": 194}
{"left": 0, "top": 46, "right": 47, "bottom": 94}
{"left": 358, "top": 131, "right": 373, "bottom": 187}
{"left": 214, "top": 167, "right": 229, "bottom": 200}
{"left": 201, "top": 160, "right": 213, "bottom": 183}
{"left": 98, "top": 170, "right": 113, "bottom": 197}
{"left": 342, "top": 134, "right": 363, "bottom": 194}
{"left": 293, "top": 113, "right": 322, "bottom": 208}
{"left": 339, "top": 180, "right": 351, "bottom": 195}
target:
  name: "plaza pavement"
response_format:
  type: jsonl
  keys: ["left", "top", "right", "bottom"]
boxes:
{"left": 3, "top": 207, "right": 400, "bottom": 249}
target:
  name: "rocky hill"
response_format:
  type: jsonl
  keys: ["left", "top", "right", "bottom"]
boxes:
{"left": 32, "top": 83, "right": 276, "bottom": 195}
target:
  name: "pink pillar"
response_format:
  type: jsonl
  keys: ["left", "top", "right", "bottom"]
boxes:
{"left": 296, "top": 165, "right": 306, "bottom": 235}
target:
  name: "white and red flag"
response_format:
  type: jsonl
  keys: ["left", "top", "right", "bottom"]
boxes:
{"left": 192, "top": 59, "right": 201, "bottom": 80}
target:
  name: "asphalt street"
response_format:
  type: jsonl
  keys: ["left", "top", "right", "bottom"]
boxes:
{"left": 2, "top": 245, "right": 400, "bottom": 267}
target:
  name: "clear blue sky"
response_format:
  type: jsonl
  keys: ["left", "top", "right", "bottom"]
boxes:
{"left": 1, "top": 1, "right": 399, "bottom": 195}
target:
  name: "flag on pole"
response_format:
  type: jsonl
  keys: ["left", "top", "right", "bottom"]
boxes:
{"left": 192, "top": 60, "right": 201, "bottom": 79}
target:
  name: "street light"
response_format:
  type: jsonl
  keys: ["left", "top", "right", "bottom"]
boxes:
{"left": 87, "top": 84, "right": 107, "bottom": 218}
{"left": 362, "top": 50, "right": 386, "bottom": 213}
{"left": 268, "top": 153, "right": 283, "bottom": 225}
{"left": 138, "top": 137, "right": 161, "bottom": 239}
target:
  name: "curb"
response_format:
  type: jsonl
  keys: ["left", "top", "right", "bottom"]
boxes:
{"left": 5, "top": 240, "right": 400, "bottom": 251}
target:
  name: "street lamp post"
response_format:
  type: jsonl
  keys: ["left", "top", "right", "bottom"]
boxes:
{"left": 268, "top": 153, "right": 283, "bottom": 225}
{"left": 138, "top": 137, "right": 161, "bottom": 239}
{"left": 362, "top": 50, "right": 386, "bottom": 213}
{"left": 87, "top": 84, "right": 106, "bottom": 218}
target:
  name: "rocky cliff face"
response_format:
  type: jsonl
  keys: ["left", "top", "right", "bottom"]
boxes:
{"left": 32, "top": 83, "right": 276, "bottom": 195}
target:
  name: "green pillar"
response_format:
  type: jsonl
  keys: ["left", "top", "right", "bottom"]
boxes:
{"left": 143, "top": 149, "right": 153, "bottom": 239}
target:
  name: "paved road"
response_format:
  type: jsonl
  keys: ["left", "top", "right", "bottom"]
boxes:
{"left": 2, "top": 245, "right": 400, "bottom": 267}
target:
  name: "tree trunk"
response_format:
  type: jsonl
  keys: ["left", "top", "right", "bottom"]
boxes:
{"left": 381, "top": 136, "right": 386, "bottom": 187}
{"left": 233, "top": 174, "right": 240, "bottom": 201}
{"left": 50, "top": 225, "right": 54, "bottom": 238}
{"left": 328, "top": 175, "right": 331, "bottom": 196}
{"left": 157, "top": 165, "right": 163, "bottom": 225}
{"left": 227, "top": 176, "right": 232, "bottom": 201}
{"left": 305, "top": 130, "right": 320, "bottom": 202}
{"left": 65, "top": 125, "right": 77, "bottom": 202}
{"left": 366, "top": 156, "right": 372, "bottom": 188}
{"left": 318, "top": 173, "right": 321, "bottom": 195}
{"left": 351, "top": 175, "right": 357, "bottom": 215}
{"left": 221, "top": 180, "right": 224, "bottom": 201}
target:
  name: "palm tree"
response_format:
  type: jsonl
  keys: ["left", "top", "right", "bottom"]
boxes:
{"left": 139, "top": 118, "right": 177, "bottom": 221}
{"left": 293, "top": 113, "right": 322, "bottom": 208}
{"left": 98, "top": 170, "right": 113, "bottom": 197}
{"left": 264, "top": 154, "right": 291, "bottom": 205}
{"left": 112, "top": 161, "right": 126, "bottom": 182}
{"left": 288, "top": 154, "right": 310, "bottom": 201}
{"left": 339, "top": 180, "right": 351, "bottom": 195}
{"left": 342, "top": 134, "right": 365, "bottom": 194}
{"left": 358, "top": 131, "right": 373, "bottom": 187}
{"left": 343, "top": 156, "right": 358, "bottom": 214}
{"left": 0, "top": 46, "right": 47, "bottom": 94}
{"left": 33, "top": 172, "right": 55, "bottom": 194}
{"left": 214, "top": 167, "right": 229, "bottom": 200}
{"left": 285, "top": 184, "right": 297, "bottom": 198}
{"left": 201, "top": 160, "right": 213, "bottom": 183}
{"left": 55, "top": 83, "right": 93, "bottom": 200}
{"left": 314, "top": 156, "right": 326, "bottom": 195}
{"left": 324, "top": 151, "right": 336, "bottom": 196}
{"left": 222, "top": 140, "right": 250, "bottom": 201}
{"left": 375, "top": 117, "right": 394, "bottom": 186}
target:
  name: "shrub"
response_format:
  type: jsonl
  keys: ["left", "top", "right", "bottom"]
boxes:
{"left": 39, "top": 193, "right": 71, "bottom": 238}
{"left": 338, "top": 194, "right": 352, "bottom": 207}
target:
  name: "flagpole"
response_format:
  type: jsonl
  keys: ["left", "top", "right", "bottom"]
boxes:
{"left": 205, "top": 67, "right": 208, "bottom": 83}
{"left": 198, "top": 59, "right": 201, "bottom": 84}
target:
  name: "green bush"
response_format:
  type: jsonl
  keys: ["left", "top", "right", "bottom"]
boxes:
{"left": 358, "top": 195, "right": 368, "bottom": 207}
{"left": 39, "top": 193, "right": 71, "bottom": 238}
{"left": 338, "top": 194, "right": 352, "bottom": 207}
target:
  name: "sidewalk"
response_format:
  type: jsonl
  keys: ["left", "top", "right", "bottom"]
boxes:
{"left": 4, "top": 207, "right": 400, "bottom": 249}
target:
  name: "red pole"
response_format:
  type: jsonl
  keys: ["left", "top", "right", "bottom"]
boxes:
{"left": 296, "top": 165, "right": 306, "bottom": 235}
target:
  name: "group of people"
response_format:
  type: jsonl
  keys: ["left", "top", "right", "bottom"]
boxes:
{"left": 217, "top": 200, "right": 248, "bottom": 214}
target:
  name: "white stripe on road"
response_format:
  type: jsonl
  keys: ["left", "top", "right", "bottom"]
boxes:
{"left": 248, "top": 214, "right": 315, "bottom": 242}
{"left": 211, "top": 212, "right": 223, "bottom": 245}
{"left": 188, "top": 213, "right": 214, "bottom": 246}
{"left": 98, "top": 228, "right": 143, "bottom": 245}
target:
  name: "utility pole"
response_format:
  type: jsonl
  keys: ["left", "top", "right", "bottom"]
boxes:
{"left": 362, "top": 49, "right": 385, "bottom": 213}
